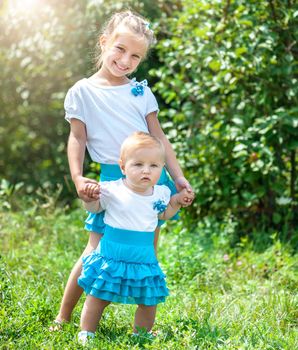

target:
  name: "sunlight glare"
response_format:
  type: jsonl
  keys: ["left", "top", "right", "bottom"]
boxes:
{"left": 9, "top": 0, "right": 40, "bottom": 12}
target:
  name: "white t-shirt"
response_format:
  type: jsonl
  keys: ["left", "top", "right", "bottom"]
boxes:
{"left": 100, "top": 179, "right": 171, "bottom": 232}
{"left": 64, "top": 78, "right": 159, "bottom": 164}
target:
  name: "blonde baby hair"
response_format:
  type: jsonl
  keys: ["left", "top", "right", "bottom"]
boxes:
{"left": 95, "top": 10, "right": 156, "bottom": 69}
{"left": 120, "top": 131, "right": 165, "bottom": 163}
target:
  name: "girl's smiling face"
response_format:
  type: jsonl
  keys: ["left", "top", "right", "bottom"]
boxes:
{"left": 100, "top": 31, "right": 148, "bottom": 80}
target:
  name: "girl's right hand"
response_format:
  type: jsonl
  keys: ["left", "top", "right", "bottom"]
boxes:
{"left": 84, "top": 183, "right": 100, "bottom": 201}
{"left": 74, "top": 176, "right": 100, "bottom": 202}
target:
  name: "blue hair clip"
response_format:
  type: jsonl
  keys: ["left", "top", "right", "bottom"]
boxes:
{"left": 144, "top": 22, "right": 151, "bottom": 30}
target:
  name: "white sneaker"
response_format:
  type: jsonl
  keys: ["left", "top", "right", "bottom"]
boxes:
{"left": 78, "top": 331, "right": 95, "bottom": 345}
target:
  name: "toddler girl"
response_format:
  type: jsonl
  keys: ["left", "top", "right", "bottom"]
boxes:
{"left": 53, "top": 10, "right": 194, "bottom": 328}
{"left": 77, "top": 132, "right": 194, "bottom": 344}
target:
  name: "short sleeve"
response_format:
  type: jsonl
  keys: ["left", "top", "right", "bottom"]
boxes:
{"left": 145, "top": 86, "right": 159, "bottom": 116}
{"left": 160, "top": 185, "right": 171, "bottom": 205}
{"left": 64, "top": 87, "right": 85, "bottom": 124}
{"left": 99, "top": 181, "right": 113, "bottom": 210}
{"left": 152, "top": 185, "right": 171, "bottom": 214}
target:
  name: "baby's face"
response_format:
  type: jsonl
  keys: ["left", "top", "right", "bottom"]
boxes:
{"left": 120, "top": 147, "right": 164, "bottom": 194}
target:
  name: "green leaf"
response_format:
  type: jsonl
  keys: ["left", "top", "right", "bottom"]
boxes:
{"left": 208, "top": 60, "right": 221, "bottom": 72}
{"left": 235, "top": 47, "right": 248, "bottom": 56}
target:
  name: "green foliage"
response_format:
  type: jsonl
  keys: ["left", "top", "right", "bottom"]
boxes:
{"left": 1, "top": 206, "right": 297, "bottom": 349}
{"left": 0, "top": 0, "right": 96, "bottom": 198}
{"left": 1, "top": 0, "right": 297, "bottom": 235}
{"left": 151, "top": 0, "right": 298, "bottom": 233}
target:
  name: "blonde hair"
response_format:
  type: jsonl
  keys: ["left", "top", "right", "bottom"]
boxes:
{"left": 120, "top": 132, "right": 165, "bottom": 162}
{"left": 95, "top": 10, "right": 156, "bottom": 69}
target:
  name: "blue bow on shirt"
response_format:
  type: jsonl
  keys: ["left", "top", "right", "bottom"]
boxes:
{"left": 131, "top": 79, "right": 148, "bottom": 97}
{"left": 153, "top": 199, "right": 167, "bottom": 214}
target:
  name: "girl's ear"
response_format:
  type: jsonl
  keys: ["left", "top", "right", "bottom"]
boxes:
{"left": 119, "top": 159, "right": 126, "bottom": 175}
{"left": 99, "top": 35, "right": 107, "bottom": 50}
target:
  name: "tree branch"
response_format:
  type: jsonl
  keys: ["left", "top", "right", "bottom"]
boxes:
{"left": 223, "top": 0, "right": 231, "bottom": 23}
{"left": 268, "top": 0, "right": 278, "bottom": 22}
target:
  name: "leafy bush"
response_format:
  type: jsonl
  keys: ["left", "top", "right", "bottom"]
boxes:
{"left": 1, "top": 0, "right": 297, "bottom": 237}
{"left": 0, "top": 0, "right": 95, "bottom": 197}
{"left": 152, "top": 0, "right": 298, "bottom": 233}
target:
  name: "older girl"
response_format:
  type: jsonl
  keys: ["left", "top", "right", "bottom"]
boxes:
{"left": 53, "top": 10, "right": 193, "bottom": 328}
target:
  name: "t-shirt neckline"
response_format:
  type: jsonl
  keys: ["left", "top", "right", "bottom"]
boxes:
{"left": 121, "top": 179, "right": 155, "bottom": 198}
{"left": 84, "top": 78, "right": 131, "bottom": 89}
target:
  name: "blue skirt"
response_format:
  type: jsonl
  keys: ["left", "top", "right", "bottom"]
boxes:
{"left": 85, "top": 163, "right": 178, "bottom": 234}
{"left": 78, "top": 225, "right": 169, "bottom": 306}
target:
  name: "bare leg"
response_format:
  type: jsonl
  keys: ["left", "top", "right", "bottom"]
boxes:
{"left": 154, "top": 227, "right": 160, "bottom": 257}
{"left": 133, "top": 226, "right": 160, "bottom": 332}
{"left": 80, "top": 296, "right": 110, "bottom": 332}
{"left": 55, "top": 232, "right": 102, "bottom": 322}
{"left": 134, "top": 305, "right": 157, "bottom": 333}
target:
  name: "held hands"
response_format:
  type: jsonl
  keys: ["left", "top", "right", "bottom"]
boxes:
{"left": 84, "top": 182, "right": 101, "bottom": 201}
{"left": 74, "top": 176, "right": 100, "bottom": 202}
{"left": 82, "top": 182, "right": 101, "bottom": 213}
{"left": 174, "top": 176, "right": 195, "bottom": 207}
{"left": 175, "top": 188, "right": 195, "bottom": 207}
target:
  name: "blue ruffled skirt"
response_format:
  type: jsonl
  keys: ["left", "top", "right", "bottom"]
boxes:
{"left": 85, "top": 163, "right": 178, "bottom": 233}
{"left": 78, "top": 225, "right": 169, "bottom": 306}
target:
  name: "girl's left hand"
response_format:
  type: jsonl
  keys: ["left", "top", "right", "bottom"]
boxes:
{"left": 178, "top": 189, "right": 195, "bottom": 207}
{"left": 175, "top": 176, "right": 192, "bottom": 192}
{"left": 175, "top": 177, "right": 195, "bottom": 207}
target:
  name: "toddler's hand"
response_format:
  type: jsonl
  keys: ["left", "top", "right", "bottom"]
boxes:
{"left": 177, "top": 188, "right": 195, "bottom": 207}
{"left": 174, "top": 177, "right": 195, "bottom": 207}
{"left": 84, "top": 183, "right": 100, "bottom": 200}
{"left": 74, "top": 176, "right": 100, "bottom": 202}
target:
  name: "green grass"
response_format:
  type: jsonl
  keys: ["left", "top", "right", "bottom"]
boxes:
{"left": 0, "top": 203, "right": 297, "bottom": 349}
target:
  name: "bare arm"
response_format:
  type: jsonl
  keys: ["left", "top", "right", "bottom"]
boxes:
{"left": 158, "top": 189, "right": 194, "bottom": 220}
{"left": 147, "top": 113, "right": 194, "bottom": 206}
{"left": 158, "top": 195, "right": 181, "bottom": 221}
{"left": 82, "top": 182, "right": 103, "bottom": 212}
{"left": 147, "top": 112, "right": 185, "bottom": 182}
{"left": 83, "top": 199, "right": 102, "bottom": 213}
{"left": 68, "top": 118, "right": 99, "bottom": 202}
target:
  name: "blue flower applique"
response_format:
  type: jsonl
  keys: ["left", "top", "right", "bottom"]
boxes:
{"left": 153, "top": 199, "right": 167, "bottom": 214}
{"left": 130, "top": 78, "right": 148, "bottom": 97}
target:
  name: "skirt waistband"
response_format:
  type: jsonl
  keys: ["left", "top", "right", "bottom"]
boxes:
{"left": 103, "top": 225, "right": 154, "bottom": 246}
{"left": 100, "top": 163, "right": 123, "bottom": 181}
